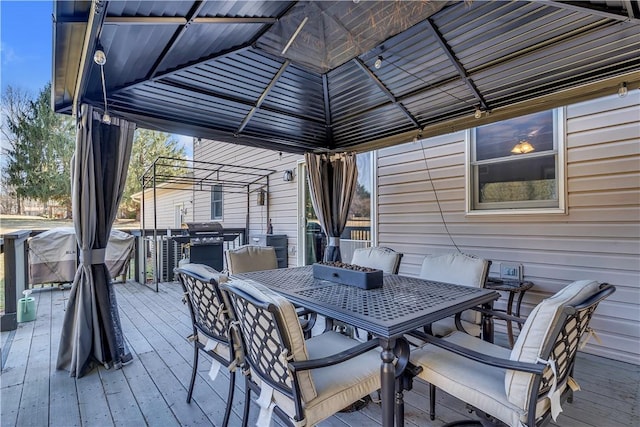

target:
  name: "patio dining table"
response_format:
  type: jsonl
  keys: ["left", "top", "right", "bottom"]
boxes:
{"left": 232, "top": 265, "right": 500, "bottom": 427}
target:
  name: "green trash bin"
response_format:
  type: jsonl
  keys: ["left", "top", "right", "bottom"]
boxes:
{"left": 17, "top": 292, "right": 36, "bottom": 323}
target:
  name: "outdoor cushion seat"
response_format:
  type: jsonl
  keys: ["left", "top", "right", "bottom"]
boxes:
{"left": 175, "top": 263, "right": 241, "bottom": 427}
{"left": 418, "top": 252, "right": 490, "bottom": 337}
{"left": 225, "top": 245, "right": 278, "bottom": 274}
{"left": 407, "top": 280, "right": 615, "bottom": 426}
{"left": 351, "top": 246, "right": 403, "bottom": 274}
{"left": 221, "top": 278, "right": 381, "bottom": 427}
{"left": 226, "top": 244, "right": 316, "bottom": 337}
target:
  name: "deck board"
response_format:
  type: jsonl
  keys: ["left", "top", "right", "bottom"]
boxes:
{"left": 1, "top": 280, "right": 638, "bottom": 427}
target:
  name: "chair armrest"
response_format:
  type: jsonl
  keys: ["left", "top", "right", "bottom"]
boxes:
{"left": 472, "top": 306, "right": 525, "bottom": 324}
{"left": 408, "top": 330, "right": 544, "bottom": 374}
{"left": 289, "top": 338, "right": 380, "bottom": 372}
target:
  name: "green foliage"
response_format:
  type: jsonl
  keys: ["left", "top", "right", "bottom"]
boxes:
{"left": 120, "top": 128, "right": 187, "bottom": 218}
{"left": 2, "top": 84, "right": 75, "bottom": 214}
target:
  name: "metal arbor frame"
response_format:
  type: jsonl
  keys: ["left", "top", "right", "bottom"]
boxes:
{"left": 139, "top": 156, "right": 275, "bottom": 289}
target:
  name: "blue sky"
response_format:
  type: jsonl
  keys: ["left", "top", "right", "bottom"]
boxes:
{"left": 1, "top": 1, "right": 53, "bottom": 95}
{"left": 0, "top": 0, "right": 193, "bottom": 156}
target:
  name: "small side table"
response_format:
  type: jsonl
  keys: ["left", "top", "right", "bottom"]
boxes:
{"left": 485, "top": 278, "right": 534, "bottom": 348}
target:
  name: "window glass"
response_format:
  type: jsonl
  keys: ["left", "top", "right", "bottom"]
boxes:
{"left": 469, "top": 109, "right": 563, "bottom": 211}
{"left": 302, "top": 151, "right": 373, "bottom": 264}
{"left": 211, "top": 184, "right": 223, "bottom": 219}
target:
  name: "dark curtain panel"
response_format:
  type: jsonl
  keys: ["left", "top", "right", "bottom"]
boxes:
{"left": 57, "top": 104, "right": 135, "bottom": 377}
{"left": 304, "top": 153, "right": 358, "bottom": 262}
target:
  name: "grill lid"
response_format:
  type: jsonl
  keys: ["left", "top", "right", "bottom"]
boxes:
{"left": 183, "top": 222, "right": 223, "bottom": 234}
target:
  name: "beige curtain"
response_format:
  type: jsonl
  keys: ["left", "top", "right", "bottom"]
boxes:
{"left": 304, "top": 152, "right": 358, "bottom": 262}
{"left": 57, "top": 104, "right": 135, "bottom": 377}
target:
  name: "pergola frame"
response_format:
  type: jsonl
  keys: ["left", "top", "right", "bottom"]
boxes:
{"left": 139, "top": 156, "right": 275, "bottom": 289}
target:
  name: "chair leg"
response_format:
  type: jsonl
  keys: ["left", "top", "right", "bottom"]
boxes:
{"left": 187, "top": 344, "right": 199, "bottom": 403}
{"left": 242, "top": 377, "right": 251, "bottom": 427}
{"left": 429, "top": 383, "right": 436, "bottom": 420}
{"left": 222, "top": 370, "right": 236, "bottom": 427}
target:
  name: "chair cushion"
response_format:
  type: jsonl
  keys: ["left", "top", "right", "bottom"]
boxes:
{"left": 419, "top": 253, "right": 488, "bottom": 325}
{"left": 430, "top": 317, "right": 482, "bottom": 338}
{"left": 351, "top": 247, "right": 401, "bottom": 274}
{"left": 226, "top": 245, "right": 278, "bottom": 274}
{"left": 225, "top": 278, "right": 317, "bottom": 402}
{"left": 271, "top": 331, "right": 381, "bottom": 426}
{"left": 196, "top": 330, "right": 232, "bottom": 360}
{"left": 178, "top": 263, "right": 229, "bottom": 284}
{"left": 506, "top": 279, "right": 601, "bottom": 411}
{"left": 411, "top": 331, "right": 531, "bottom": 427}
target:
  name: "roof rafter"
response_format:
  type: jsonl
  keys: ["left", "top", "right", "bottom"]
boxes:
{"left": 535, "top": 0, "right": 640, "bottom": 24}
{"left": 425, "top": 18, "right": 489, "bottom": 112}
{"left": 148, "top": 1, "right": 207, "bottom": 79}
{"left": 236, "top": 60, "right": 291, "bottom": 135}
{"left": 322, "top": 74, "right": 334, "bottom": 146}
{"left": 353, "top": 58, "right": 421, "bottom": 128}
{"left": 110, "top": 2, "right": 296, "bottom": 96}
{"left": 111, "top": 78, "right": 326, "bottom": 126}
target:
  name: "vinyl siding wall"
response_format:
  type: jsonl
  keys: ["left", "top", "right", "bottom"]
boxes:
{"left": 139, "top": 185, "right": 194, "bottom": 229}
{"left": 193, "top": 142, "right": 303, "bottom": 265}
{"left": 376, "top": 93, "right": 640, "bottom": 364}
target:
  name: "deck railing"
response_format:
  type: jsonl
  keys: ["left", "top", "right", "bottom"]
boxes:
{"left": 0, "top": 227, "right": 247, "bottom": 331}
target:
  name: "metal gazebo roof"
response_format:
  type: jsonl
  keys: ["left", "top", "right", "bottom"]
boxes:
{"left": 53, "top": 0, "right": 640, "bottom": 154}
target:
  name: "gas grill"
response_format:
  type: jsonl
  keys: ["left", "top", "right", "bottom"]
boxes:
{"left": 178, "top": 222, "right": 225, "bottom": 271}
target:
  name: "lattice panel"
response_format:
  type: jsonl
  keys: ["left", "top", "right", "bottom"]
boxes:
{"left": 179, "top": 273, "right": 229, "bottom": 343}
{"left": 228, "top": 293, "right": 293, "bottom": 392}
{"left": 539, "top": 304, "right": 598, "bottom": 396}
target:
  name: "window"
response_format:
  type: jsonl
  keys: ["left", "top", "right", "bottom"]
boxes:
{"left": 467, "top": 109, "right": 565, "bottom": 213}
{"left": 211, "top": 185, "right": 223, "bottom": 220}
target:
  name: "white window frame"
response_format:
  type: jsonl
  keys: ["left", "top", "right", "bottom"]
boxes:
{"left": 211, "top": 184, "right": 223, "bottom": 220}
{"left": 465, "top": 108, "right": 566, "bottom": 215}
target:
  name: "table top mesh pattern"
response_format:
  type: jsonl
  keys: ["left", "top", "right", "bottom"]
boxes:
{"left": 236, "top": 266, "right": 485, "bottom": 321}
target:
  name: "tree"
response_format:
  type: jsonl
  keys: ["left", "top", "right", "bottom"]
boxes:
{"left": 2, "top": 84, "right": 75, "bottom": 215}
{"left": 349, "top": 182, "right": 371, "bottom": 219}
{"left": 120, "top": 129, "right": 187, "bottom": 219}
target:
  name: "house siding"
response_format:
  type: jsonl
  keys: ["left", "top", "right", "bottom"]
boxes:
{"left": 190, "top": 93, "right": 638, "bottom": 364}
{"left": 193, "top": 142, "right": 303, "bottom": 265}
{"left": 139, "top": 185, "right": 193, "bottom": 229}
{"left": 376, "top": 93, "right": 640, "bottom": 364}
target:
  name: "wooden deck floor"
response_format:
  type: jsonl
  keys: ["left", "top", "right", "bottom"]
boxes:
{"left": 2, "top": 280, "right": 638, "bottom": 427}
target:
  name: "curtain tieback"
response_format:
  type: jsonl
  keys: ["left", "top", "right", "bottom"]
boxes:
{"left": 328, "top": 236, "right": 340, "bottom": 246}
{"left": 80, "top": 248, "right": 106, "bottom": 266}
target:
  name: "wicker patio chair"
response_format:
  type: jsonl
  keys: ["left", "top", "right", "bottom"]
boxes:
{"left": 407, "top": 280, "right": 615, "bottom": 426}
{"left": 175, "top": 263, "right": 241, "bottom": 427}
{"left": 221, "top": 278, "right": 382, "bottom": 427}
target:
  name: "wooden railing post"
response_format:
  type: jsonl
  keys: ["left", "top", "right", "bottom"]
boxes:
{"left": 1, "top": 230, "right": 31, "bottom": 331}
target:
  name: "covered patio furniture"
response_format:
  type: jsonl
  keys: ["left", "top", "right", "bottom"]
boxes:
{"left": 29, "top": 227, "right": 77, "bottom": 286}
{"left": 220, "top": 278, "right": 381, "bottom": 427}
{"left": 407, "top": 280, "right": 615, "bottom": 425}
{"left": 351, "top": 246, "right": 403, "bottom": 274}
{"left": 175, "top": 263, "right": 241, "bottom": 427}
